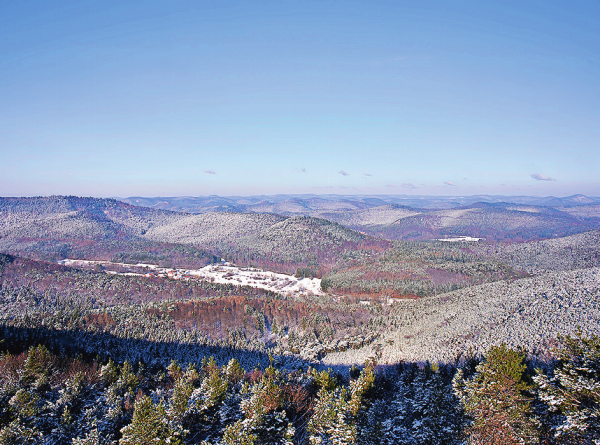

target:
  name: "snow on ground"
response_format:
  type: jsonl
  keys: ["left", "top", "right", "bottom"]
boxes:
{"left": 436, "top": 236, "right": 482, "bottom": 242}
{"left": 58, "top": 259, "right": 325, "bottom": 297}
{"left": 437, "top": 208, "right": 475, "bottom": 227}
{"left": 506, "top": 206, "right": 542, "bottom": 213}
{"left": 187, "top": 265, "right": 324, "bottom": 296}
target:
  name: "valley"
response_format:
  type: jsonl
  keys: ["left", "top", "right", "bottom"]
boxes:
{"left": 1, "top": 194, "right": 600, "bottom": 444}
{"left": 58, "top": 258, "right": 325, "bottom": 297}
{"left": 2, "top": 195, "right": 599, "bottom": 366}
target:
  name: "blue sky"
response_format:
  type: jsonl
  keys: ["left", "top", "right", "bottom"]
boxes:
{"left": 1, "top": 1, "right": 599, "bottom": 197}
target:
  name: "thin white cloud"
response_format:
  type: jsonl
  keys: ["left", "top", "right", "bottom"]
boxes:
{"left": 401, "top": 183, "right": 417, "bottom": 190}
{"left": 364, "top": 173, "right": 373, "bottom": 177}
{"left": 444, "top": 181, "right": 457, "bottom": 186}
{"left": 300, "top": 167, "right": 307, "bottom": 173}
{"left": 531, "top": 173, "right": 556, "bottom": 181}
{"left": 385, "top": 184, "right": 397, "bottom": 188}
{"left": 204, "top": 170, "right": 216, "bottom": 175}
{"left": 338, "top": 170, "right": 350, "bottom": 176}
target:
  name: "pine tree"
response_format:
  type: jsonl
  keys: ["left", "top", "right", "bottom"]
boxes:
{"left": 119, "top": 394, "right": 184, "bottom": 445}
{"left": 534, "top": 333, "right": 600, "bottom": 443}
{"left": 169, "top": 376, "right": 194, "bottom": 422}
{"left": 100, "top": 359, "right": 120, "bottom": 386}
{"left": 21, "top": 344, "right": 54, "bottom": 386}
{"left": 271, "top": 318, "right": 279, "bottom": 335}
{"left": 222, "top": 365, "right": 294, "bottom": 445}
{"left": 454, "top": 343, "right": 539, "bottom": 445}
{"left": 0, "top": 389, "right": 42, "bottom": 444}
{"left": 118, "top": 361, "right": 139, "bottom": 392}
{"left": 366, "top": 363, "right": 463, "bottom": 445}
{"left": 72, "top": 427, "right": 116, "bottom": 445}
{"left": 225, "top": 358, "right": 246, "bottom": 384}
{"left": 308, "top": 363, "right": 374, "bottom": 445}
{"left": 0, "top": 420, "right": 42, "bottom": 444}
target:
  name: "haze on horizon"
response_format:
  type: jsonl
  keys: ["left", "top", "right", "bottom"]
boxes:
{"left": 1, "top": 1, "right": 599, "bottom": 198}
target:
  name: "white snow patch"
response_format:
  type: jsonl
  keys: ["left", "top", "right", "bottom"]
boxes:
{"left": 58, "top": 259, "right": 325, "bottom": 297}
{"left": 436, "top": 236, "right": 482, "bottom": 242}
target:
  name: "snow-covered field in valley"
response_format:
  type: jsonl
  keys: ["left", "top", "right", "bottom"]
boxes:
{"left": 58, "top": 259, "right": 325, "bottom": 297}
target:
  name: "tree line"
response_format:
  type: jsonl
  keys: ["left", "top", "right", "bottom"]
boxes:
{"left": 0, "top": 332, "right": 599, "bottom": 444}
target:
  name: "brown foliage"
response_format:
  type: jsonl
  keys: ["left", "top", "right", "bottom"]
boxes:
{"left": 0, "top": 352, "right": 27, "bottom": 386}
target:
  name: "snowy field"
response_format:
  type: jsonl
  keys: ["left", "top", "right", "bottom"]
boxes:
{"left": 435, "top": 236, "right": 482, "bottom": 242}
{"left": 58, "top": 259, "right": 325, "bottom": 297}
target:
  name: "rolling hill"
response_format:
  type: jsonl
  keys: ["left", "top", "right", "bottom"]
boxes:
{"left": 120, "top": 195, "right": 600, "bottom": 241}
{"left": 0, "top": 196, "right": 384, "bottom": 274}
{"left": 342, "top": 202, "right": 600, "bottom": 241}
{"left": 321, "top": 266, "right": 600, "bottom": 365}
{"left": 120, "top": 193, "right": 600, "bottom": 213}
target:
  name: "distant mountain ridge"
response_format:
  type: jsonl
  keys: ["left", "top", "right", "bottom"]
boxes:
{"left": 120, "top": 194, "right": 600, "bottom": 241}
{"left": 347, "top": 202, "right": 600, "bottom": 241}
{"left": 0, "top": 196, "right": 383, "bottom": 274}
{"left": 120, "top": 193, "right": 600, "bottom": 213}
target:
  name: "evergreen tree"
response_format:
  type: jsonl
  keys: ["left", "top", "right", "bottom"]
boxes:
{"left": 308, "top": 364, "right": 374, "bottom": 445}
{"left": 118, "top": 361, "right": 139, "bottom": 392}
{"left": 535, "top": 333, "right": 600, "bottom": 443}
{"left": 222, "top": 365, "right": 294, "bottom": 445}
{"left": 168, "top": 375, "right": 194, "bottom": 422}
{"left": 72, "top": 427, "right": 116, "bottom": 445}
{"left": 365, "top": 363, "right": 463, "bottom": 445}
{"left": 225, "top": 358, "right": 246, "bottom": 384}
{"left": 119, "top": 394, "right": 184, "bottom": 445}
{"left": 0, "top": 419, "right": 42, "bottom": 444}
{"left": 0, "top": 389, "right": 42, "bottom": 444}
{"left": 99, "top": 359, "right": 120, "bottom": 387}
{"left": 21, "top": 344, "right": 54, "bottom": 386}
{"left": 454, "top": 343, "right": 539, "bottom": 445}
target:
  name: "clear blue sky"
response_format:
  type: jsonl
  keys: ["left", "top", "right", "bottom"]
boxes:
{"left": 1, "top": 1, "right": 599, "bottom": 197}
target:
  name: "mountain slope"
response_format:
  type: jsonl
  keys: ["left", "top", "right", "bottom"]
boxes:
{"left": 345, "top": 203, "right": 599, "bottom": 241}
{"left": 0, "top": 196, "right": 218, "bottom": 267}
{"left": 321, "top": 267, "right": 600, "bottom": 365}
{"left": 480, "top": 229, "right": 600, "bottom": 274}
{"left": 122, "top": 195, "right": 600, "bottom": 241}
{"left": 0, "top": 196, "right": 383, "bottom": 273}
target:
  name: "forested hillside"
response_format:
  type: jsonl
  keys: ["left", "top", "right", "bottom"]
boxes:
{"left": 2, "top": 330, "right": 599, "bottom": 443}
{"left": 0, "top": 196, "right": 378, "bottom": 274}
{"left": 121, "top": 195, "right": 600, "bottom": 242}
{"left": 120, "top": 193, "right": 600, "bottom": 213}
{"left": 331, "top": 203, "right": 600, "bottom": 241}
{"left": 322, "top": 266, "right": 600, "bottom": 366}
{"left": 2, "top": 196, "right": 518, "bottom": 295}
{"left": 480, "top": 229, "right": 600, "bottom": 274}
{"left": 0, "top": 197, "right": 217, "bottom": 268}
{"left": 0, "top": 255, "right": 380, "bottom": 367}
{"left": 2, "top": 196, "right": 600, "bottom": 442}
